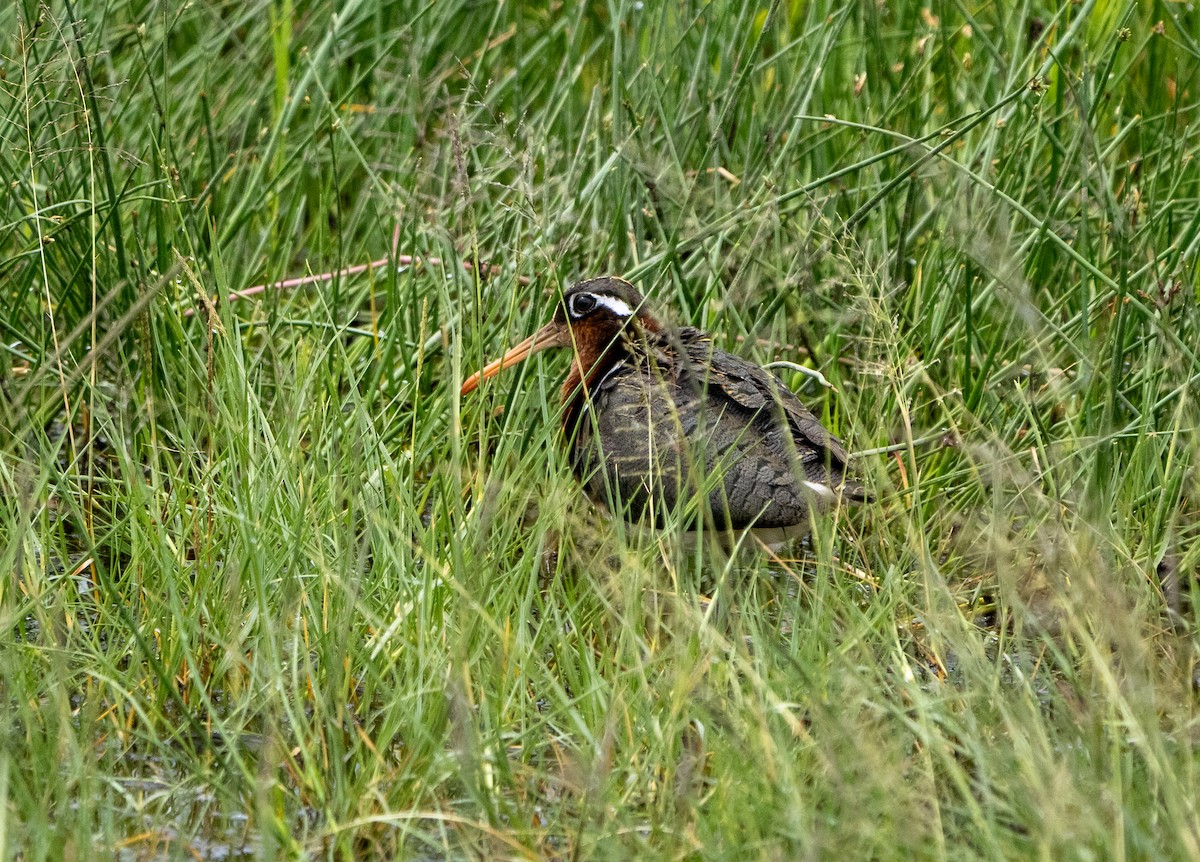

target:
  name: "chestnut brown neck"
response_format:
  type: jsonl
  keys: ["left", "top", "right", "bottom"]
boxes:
{"left": 559, "top": 313, "right": 660, "bottom": 435}
{"left": 561, "top": 321, "right": 626, "bottom": 402}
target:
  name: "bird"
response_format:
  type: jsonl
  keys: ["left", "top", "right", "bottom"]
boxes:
{"left": 461, "top": 276, "right": 867, "bottom": 546}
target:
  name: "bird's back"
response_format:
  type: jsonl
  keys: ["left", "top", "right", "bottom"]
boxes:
{"left": 569, "top": 327, "right": 862, "bottom": 531}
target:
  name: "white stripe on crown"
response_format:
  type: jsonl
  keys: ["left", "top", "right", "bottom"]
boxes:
{"left": 593, "top": 294, "right": 633, "bottom": 317}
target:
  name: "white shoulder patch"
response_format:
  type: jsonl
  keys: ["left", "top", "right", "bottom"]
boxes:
{"left": 803, "top": 480, "right": 836, "bottom": 500}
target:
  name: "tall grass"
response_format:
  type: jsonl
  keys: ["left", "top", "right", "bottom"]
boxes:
{"left": 1, "top": 0, "right": 1198, "bottom": 858}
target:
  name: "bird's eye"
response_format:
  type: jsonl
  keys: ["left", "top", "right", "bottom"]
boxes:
{"left": 568, "top": 293, "right": 598, "bottom": 318}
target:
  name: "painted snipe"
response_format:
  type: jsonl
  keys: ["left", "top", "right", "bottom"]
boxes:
{"left": 461, "top": 277, "right": 867, "bottom": 544}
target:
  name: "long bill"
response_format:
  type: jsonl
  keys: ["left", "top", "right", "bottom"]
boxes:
{"left": 460, "top": 321, "right": 567, "bottom": 395}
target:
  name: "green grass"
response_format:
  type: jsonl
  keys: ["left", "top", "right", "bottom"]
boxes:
{"left": 2, "top": 0, "right": 1198, "bottom": 858}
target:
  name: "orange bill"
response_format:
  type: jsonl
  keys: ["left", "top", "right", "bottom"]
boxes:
{"left": 461, "top": 321, "right": 567, "bottom": 395}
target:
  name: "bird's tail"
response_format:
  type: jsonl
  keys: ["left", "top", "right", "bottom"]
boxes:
{"left": 837, "top": 477, "right": 872, "bottom": 504}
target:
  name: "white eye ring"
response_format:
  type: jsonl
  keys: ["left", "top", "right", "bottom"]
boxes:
{"left": 568, "top": 292, "right": 597, "bottom": 318}
{"left": 567, "top": 292, "right": 634, "bottom": 320}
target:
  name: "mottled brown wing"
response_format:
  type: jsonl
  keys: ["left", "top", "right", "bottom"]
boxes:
{"left": 672, "top": 327, "right": 853, "bottom": 468}
{"left": 570, "top": 328, "right": 855, "bottom": 529}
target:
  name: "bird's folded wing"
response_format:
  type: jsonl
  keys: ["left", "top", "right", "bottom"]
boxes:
{"left": 666, "top": 329, "right": 851, "bottom": 468}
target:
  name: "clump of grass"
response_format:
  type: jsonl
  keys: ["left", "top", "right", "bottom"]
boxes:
{"left": 1, "top": 0, "right": 1197, "bottom": 858}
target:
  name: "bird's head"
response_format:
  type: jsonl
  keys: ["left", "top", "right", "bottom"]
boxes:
{"left": 461, "top": 276, "right": 659, "bottom": 395}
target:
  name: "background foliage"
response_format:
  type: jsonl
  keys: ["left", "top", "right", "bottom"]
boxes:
{"left": 1, "top": 0, "right": 1198, "bottom": 858}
